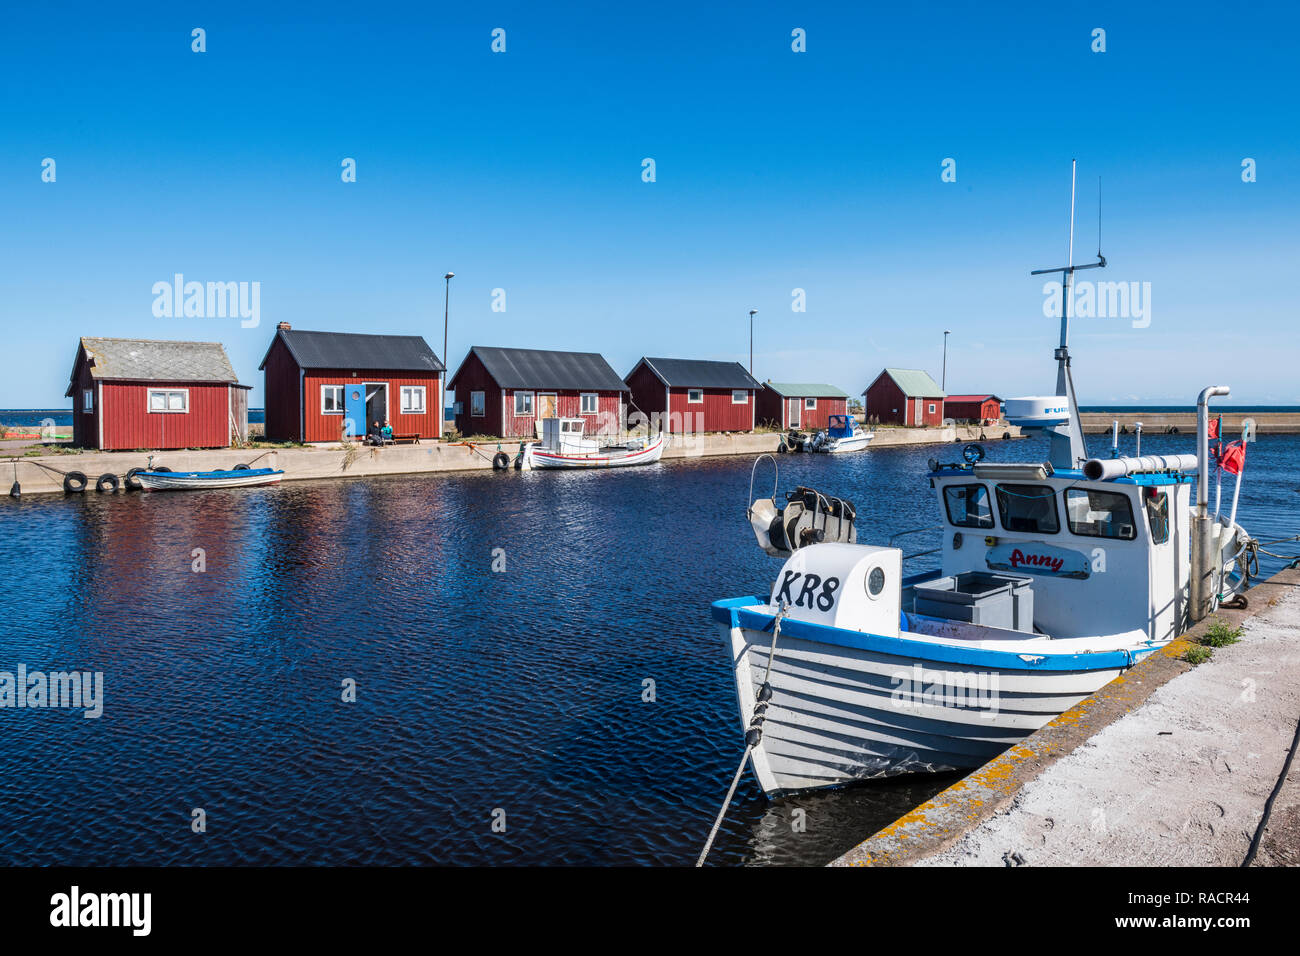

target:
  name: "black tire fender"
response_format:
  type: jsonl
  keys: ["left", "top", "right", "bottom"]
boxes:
{"left": 492, "top": 452, "right": 510, "bottom": 470}
{"left": 95, "top": 473, "right": 119, "bottom": 493}
{"left": 125, "top": 467, "right": 146, "bottom": 491}
{"left": 234, "top": 463, "right": 251, "bottom": 470}
{"left": 63, "top": 471, "right": 88, "bottom": 494}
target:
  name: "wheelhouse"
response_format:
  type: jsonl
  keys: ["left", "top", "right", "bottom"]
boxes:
{"left": 929, "top": 462, "right": 1192, "bottom": 643}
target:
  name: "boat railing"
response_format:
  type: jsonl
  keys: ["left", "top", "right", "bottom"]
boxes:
{"left": 888, "top": 524, "right": 944, "bottom": 561}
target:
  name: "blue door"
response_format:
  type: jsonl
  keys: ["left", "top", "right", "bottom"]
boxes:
{"left": 344, "top": 385, "right": 366, "bottom": 439}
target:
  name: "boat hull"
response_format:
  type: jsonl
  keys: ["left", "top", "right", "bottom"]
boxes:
{"left": 137, "top": 468, "right": 284, "bottom": 490}
{"left": 524, "top": 436, "right": 665, "bottom": 469}
{"left": 714, "top": 597, "right": 1153, "bottom": 795}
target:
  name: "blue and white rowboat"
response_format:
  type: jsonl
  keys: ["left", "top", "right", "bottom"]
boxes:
{"left": 135, "top": 467, "right": 284, "bottom": 491}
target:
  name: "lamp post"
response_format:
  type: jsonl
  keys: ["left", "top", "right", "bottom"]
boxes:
{"left": 941, "top": 329, "right": 952, "bottom": 390}
{"left": 442, "top": 272, "right": 455, "bottom": 370}
{"left": 749, "top": 309, "right": 758, "bottom": 375}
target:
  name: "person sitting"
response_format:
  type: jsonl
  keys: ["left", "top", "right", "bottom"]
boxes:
{"left": 368, "top": 420, "right": 384, "bottom": 445}
{"left": 381, "top": 419, "right": 394, "bottom": 444}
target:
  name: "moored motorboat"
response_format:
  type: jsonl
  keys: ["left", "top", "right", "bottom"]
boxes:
{"left": 135, "top": 467, "right": 284, "bottom": 490}
{"left": 801, "top": 414, "right": 873, "bottom": 453}
{"left": 519, "top": 417, "right": 665, "bottom": 469}
{"left": 712, "top": 163, "right": 1258, "bottom": 796}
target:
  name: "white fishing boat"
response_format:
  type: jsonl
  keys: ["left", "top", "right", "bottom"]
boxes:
{"left": 519, "top": 417, "right": 665, "bottom": 469}
{"left": 712, "top": 164, "right": 1257, "bottom": 796}
{"left": 801, "top": 414, "right": 874, "bottom": 453}
{"left": 135, "top": 467, "right": 284, "bottom": 490}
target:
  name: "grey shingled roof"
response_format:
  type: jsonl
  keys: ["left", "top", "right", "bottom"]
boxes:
{"left": 72, "top": 337, "right": 239, "bottom": 386}
{"left": 634, "top": 357, "right": 762, "bottom": 390}
{"left": 260, "top": 329, "right": 445, "bottom": 372}
{"left": 453, "top": 346, "right": 629, "bottom": 391}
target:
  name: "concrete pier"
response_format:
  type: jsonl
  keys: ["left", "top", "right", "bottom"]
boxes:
{"left": 1081, "top": 410, "right": 1300, "bottom": 435}
{"left": 2, "top": 424, "right": 1015, "bottom": 497}
{"left": 833, "top": 567, "right": 1300, "bottom": 867}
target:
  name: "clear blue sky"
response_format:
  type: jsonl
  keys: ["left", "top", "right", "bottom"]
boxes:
{"left": 2, "top": 1, "right": 1296, "bottom": 408}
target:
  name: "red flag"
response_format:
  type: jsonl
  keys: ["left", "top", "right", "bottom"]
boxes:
{"left": 1207, "top": 417, "right": 1220, "bottom": 440}
{"left": 1217, "top": 440, "right": 1246, "bottom": 476}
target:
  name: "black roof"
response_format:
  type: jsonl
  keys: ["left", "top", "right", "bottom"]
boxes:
{"left": 452, "top": 346, "right": 629, "bottom": 392}
{"left": 633, "top": 357, "right": 762, "bottom": 390}
{"left": 259, "top": 329, "right": 444, "bottom": 372}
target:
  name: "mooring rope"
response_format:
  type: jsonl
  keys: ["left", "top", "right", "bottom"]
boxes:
{"left": 696, "top": 602, "right": 788, "bottom": 867}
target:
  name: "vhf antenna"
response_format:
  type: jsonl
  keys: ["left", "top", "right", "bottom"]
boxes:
{"left": 1030, "top": 159, "right": 1105, "bottom": 468}
{"left": 1030, "top": 159, "right": 1106, "bottom": 394}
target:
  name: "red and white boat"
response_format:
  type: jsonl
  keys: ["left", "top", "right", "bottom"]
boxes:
{"left": 520, "top": 418, "right": 665, "bottom": 470}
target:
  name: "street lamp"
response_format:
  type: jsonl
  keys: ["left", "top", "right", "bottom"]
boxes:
{"left": 942, "top": 330, "right": 952, "bottom": 390}
{"left": 749, "top": 309, "right": 758, "bottom": 375}
{"left": 443, "top": 272, "right": 455, "bottom": 372}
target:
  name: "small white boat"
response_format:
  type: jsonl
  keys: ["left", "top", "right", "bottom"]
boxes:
{"left": 519, "top": 418, "right": 665, "bottom": 469}
{"left": 801, "top": 414, "right": 873, "bottom": 453}
{"left": 135, "top": 467, "right": 284, "bottom": 490}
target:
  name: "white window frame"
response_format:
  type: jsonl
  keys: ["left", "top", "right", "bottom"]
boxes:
{"left": 147, "top": 388, "right": 189, "bottom": 414}
{"left": 471, "top": 390, "right": 486, "bottom": 417}
{"left": 731, "top": 389, "right": 749, "bottom": 405}
{"left": 514, "top": 391, "right": 534, "bottom": 417}
{"left": 82, "top": 388, "right": 93, "bottom": 413}
{"left": 928, "top": 403, "right": 937, "bottom": 415}
{"left": 400, "top": 385, "right": 426, "bottom": 414}
{"left": 580, "top": 392, "right": 599, "bottom": 414}
{"left": 687, "top": 389, "right": 704, "bottom": 404}
{"left": 804, "top": 397, "right": 817, "bottom": 410}
{"left": 321, "top": 384, "right": 344, "bottom": 415}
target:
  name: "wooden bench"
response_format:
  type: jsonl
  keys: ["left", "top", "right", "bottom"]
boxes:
{"left": 390, "top": 433, "right": 421, "bottom": 445}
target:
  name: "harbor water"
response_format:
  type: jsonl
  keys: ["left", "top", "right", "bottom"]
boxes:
{"left": 1, "top": 433, "right": 1297, "bottom": 865}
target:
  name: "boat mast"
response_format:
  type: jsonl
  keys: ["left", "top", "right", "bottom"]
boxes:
{"left": 1030, "top": 159, "right": 1105, "bottom": 469}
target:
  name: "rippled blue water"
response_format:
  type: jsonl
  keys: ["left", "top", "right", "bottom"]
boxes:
{"left": 1, "top": 432, "right": 1297, "bottom": 866}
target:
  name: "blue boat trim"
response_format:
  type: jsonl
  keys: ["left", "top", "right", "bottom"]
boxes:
{"left": 710, "top": 595, "right": 1157, "bottom": 671}
{"left": 140, "top": 468, "right": 284, "bottom": 478}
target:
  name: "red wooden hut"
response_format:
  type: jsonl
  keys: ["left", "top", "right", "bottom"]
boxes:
{"left": 863, "top": 368, "right": 946, "bottom": 426}
{"left": 624, "top": 357, "right": 761, "bottom": 434}
{"left": 944, "top": 394, "right": 1002, "bottom": 424}
{"left": 65, "top": 337, "right": 249, "bottom": 450}
{"left": 756, "top": 383, "right": 850, "bottom": 430}
{"left": 448, "top": 346, "right": 629, "bottom": 438}
{"left": 260, "top": 324, "right": 445, "bottom": 443}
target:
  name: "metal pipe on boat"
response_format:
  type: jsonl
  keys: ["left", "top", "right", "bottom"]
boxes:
{"left": 1191, "top": 385, "right": 1230, "bottom": 623}
{"left": 1081, "top": 453, "right": 1197, "bottom": 482}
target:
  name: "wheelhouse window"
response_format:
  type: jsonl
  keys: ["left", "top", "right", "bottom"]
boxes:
{"left": 82, "top": 388, "right": 93, "bottom": 413}
{"left": 1144, "top": 490, "right": 1170, "bottom": 545}
{"left": 321, "top": 384, "right": 344, "bottom": 414}
{"left": 731, "top": 389, "right": 749, "bottom": 404}
{"left": 514, "top": 391, "right": 534, "bottom": 416}
{"left": 687, "top": 389, "right": 704, "bottom": 404}
{"left": 148, "top": 389, "right": 188, "bottom": 413}
{"left": 1065, "top": 488, "right": 1137, "bottom": 540}
{"left": 580, "top": 392, "right": 598, "bottom": 414}
{"left": 400, "top": 385, "right": 425, "bottom": 414}
{"left": 470, "top": 390, "right": 486, "bottom": 417}
{"left": 804, "top": 397, "right": 816, "bottom": 410}
{"left": 943, "top": 483, "right": 994, "bottom": 529}
{"left": 995, "top": 484, "right": 1060, "bottom": 534}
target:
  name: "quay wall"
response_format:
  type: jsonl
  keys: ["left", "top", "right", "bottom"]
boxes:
{"left": 1081, "top": 410, "right": 1300, "bottom": 435}
{"left": 4, "top": 424, "right": 1019, "bottom": 497}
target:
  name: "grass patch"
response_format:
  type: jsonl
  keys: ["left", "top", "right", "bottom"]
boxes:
{"left": 1184, "top": 645, "right": 1214, "bottom": 666}
{"left": 1200, "top": 618, "right": 1243, "bottom": 648}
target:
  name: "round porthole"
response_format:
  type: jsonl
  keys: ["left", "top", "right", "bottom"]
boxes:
{"left": 865, "top": 566, "right": 886, "bottom": 599}
{"left": 351, "top": 391, "right": 361, "bottom": 401}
